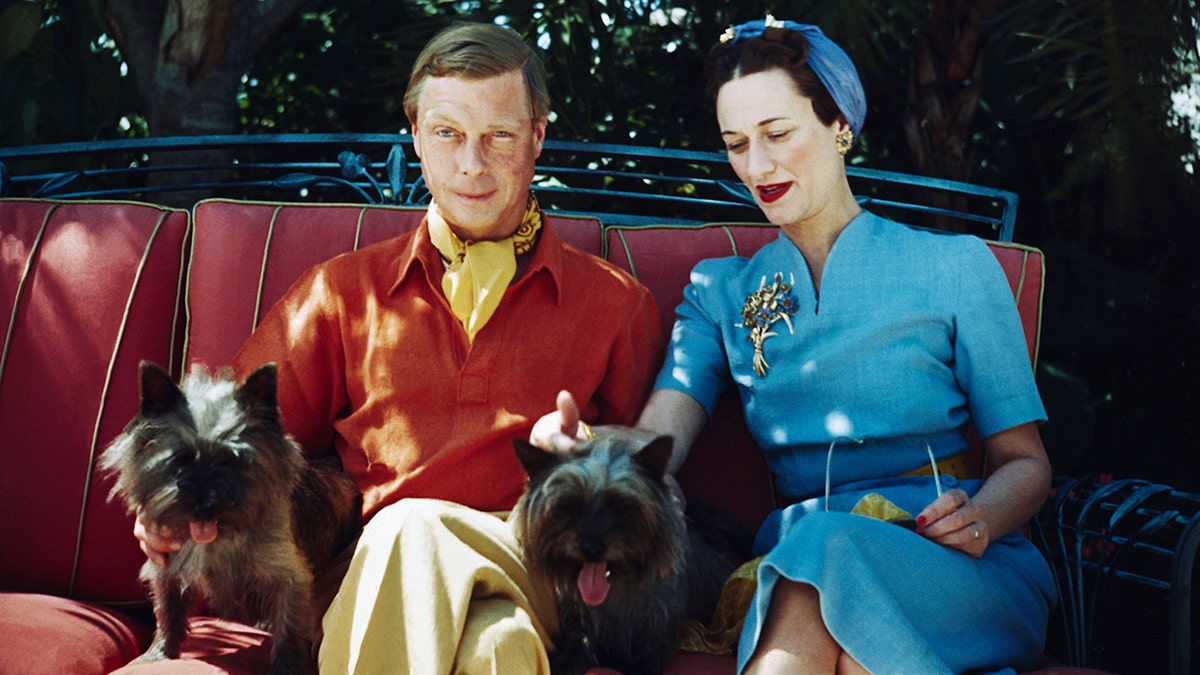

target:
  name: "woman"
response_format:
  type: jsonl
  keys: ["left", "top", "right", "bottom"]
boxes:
{"left": 537, "top": 17, "right": 1054, "bottom": 675}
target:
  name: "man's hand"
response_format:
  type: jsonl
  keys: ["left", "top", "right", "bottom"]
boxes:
{"left": 529, "top": 390, "right": 588, "bottom": 453}
{"left": 530, "top": 391, "right": 687, "bottom": 514}
{"left": 134, "top": 509, "right": 184, "bottom": 566}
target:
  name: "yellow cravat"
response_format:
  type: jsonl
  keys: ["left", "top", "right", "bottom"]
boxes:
{"left": 427, "top": 195, "right": 543, "bottom": 342}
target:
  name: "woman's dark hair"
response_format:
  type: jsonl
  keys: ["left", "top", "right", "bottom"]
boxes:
{"left": 704, "top": 27, "right": 841, "bottom": 127}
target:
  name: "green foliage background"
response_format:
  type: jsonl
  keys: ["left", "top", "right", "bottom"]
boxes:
{"left": 2, "top": 0, "right": 1199, "bottom": 492}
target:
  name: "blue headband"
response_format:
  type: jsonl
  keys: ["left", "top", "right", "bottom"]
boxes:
{"left": 720, "top": 17, "right": 866, "bottom": 137}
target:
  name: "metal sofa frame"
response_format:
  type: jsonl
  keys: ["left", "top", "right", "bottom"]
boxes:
{"left": 3, "top": 134, "right": 1196, "bottom": 674}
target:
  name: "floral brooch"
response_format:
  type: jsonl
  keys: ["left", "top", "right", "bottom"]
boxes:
{"left": 740, "top": 273, "right": 800, "bottom": 376}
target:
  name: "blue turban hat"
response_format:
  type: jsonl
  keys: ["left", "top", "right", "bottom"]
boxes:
{"left": 721, "top": 17, "right": 866, "bottom": 137}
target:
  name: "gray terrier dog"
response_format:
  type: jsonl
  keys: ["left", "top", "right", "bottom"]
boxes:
{"left": 101, "top": 362, "right": 361, "bottom": 675}
{"left": 511, "top": 432, "right": 738, "bottom": 675}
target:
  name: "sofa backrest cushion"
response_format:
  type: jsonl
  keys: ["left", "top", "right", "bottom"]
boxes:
{"left": 0, "top": 199, "right": 190, "bottom": 602}
{"left": 986, "top": 241, "right": 1044, "bottom": 367}
{"left": 185, "top": 200, "right": 603, "bottom": 367}
{"left": 605, "top": 223, "right": 782, "bottom": 339}
{"left": 604, "top": 221, "right": 1045, "bottom": 531}
{"left": 605, "top": 223, "right": 783, "bottom": 530}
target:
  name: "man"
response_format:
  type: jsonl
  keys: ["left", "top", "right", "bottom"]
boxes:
{"left": 134, "top": 22, "right": 663, "bottom": 674}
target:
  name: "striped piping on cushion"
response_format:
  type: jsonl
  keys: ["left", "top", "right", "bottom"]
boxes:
{"left": 72, "top": 207, "right": 181, "bottom": 597}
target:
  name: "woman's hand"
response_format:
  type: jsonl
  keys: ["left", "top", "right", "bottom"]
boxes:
{"left": 134, "top": 509, "right": 184, "bottom": 566}
{"left": 914, "top": 422, "right": 1052, "bottom": 558}
{"left": 914, "top": 489, "right": 989, "bottom": 558}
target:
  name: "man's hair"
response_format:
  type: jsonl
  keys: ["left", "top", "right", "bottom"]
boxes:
{"left": 404, "top": 22, "right": 550, "bottom": 126}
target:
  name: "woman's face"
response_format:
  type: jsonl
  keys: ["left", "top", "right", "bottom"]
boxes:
{"left": 716, "top": 68, "right": 849, "bottom": 229}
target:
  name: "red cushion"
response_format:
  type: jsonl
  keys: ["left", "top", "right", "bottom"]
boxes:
{"left": 604, "top": 223, "right": 783, "bottom": 533}
{"left": 986, "top": 241, "right": 1044, "bottom": 366}
{"left": 0, "top": 597, "right": 274, "bottom": 675}
{"left": 1, "top": 592, "right": 1101, "bottom": 675}
{"left": 665, "top": 652, "right": 736, "bottom": 674}
{"left": 107, "top": 617, "right": 273, "bottom": 674}
{"left": 604, "top": 223, "right": 780, "bottom": 338}
{"left": 186, "top": 200, "right": 602, "bottom": 367}
{"left": 0, "top": 199, "right": 190, "bottom": 602}
{"left": 0, "top": 592, "right": 150, "bottom": 675}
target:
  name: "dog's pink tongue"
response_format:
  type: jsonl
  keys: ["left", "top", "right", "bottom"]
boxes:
{"left": 578, "top": 561, "right": 610, "bottom": 606}
{"left": 189, "top": 520, "right": 218, "bottom": 544}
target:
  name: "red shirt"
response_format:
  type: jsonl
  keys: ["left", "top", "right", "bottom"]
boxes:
{"left": 233, "top": 218, "right": 663, "bottom": 519}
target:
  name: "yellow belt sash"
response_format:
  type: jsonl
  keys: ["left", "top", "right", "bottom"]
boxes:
{"left": 900, "top": 451, "right": 979, "bottom": 481}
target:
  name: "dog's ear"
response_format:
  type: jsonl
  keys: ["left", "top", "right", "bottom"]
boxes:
{"left": 633, "top": 435, "right": 674, "bottom": 479}
{"left": 236, "top": 363, "right": 281, "bottom": 424}
{"left": 138, "top": 361, "right": 188, "bottom": 418}
{"left": 512, "top": 438, "right": 563, "bottom": 479}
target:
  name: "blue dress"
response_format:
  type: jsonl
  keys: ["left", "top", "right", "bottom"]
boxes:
{"left": 656, "top": 211, "right": 1055, "bottom": 674}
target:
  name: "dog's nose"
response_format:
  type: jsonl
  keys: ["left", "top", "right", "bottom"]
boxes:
{"left": 188, "top": 476, "right": 245, "bottom": 520}
{"left": 580, "top": 538, "right": 607, "bottom": 561}
{"left": 192, "top": 502, "right": 221, "bottom": 520}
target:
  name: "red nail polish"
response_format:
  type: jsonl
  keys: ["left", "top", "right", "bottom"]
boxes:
{"left": 916, "top": 515, "right": 927, "bottom": 527}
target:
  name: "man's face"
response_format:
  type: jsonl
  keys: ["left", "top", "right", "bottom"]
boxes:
{"left": 412, "top": 70, "right": 547, "bottom": 241}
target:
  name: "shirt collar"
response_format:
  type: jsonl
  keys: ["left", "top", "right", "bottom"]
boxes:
{"left": 390, "top": 208, "right": 567, "bottom": 304}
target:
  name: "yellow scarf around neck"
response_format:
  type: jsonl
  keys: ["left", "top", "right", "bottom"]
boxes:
{"left": 427, "top": 194, "right": 543, "bottom": 342}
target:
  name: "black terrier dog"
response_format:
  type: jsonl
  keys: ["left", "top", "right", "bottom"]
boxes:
{"left": 101, "top": 362, "right": 361, "bottom": 675}
{"left": 511, "top": 432, "right": 737, "bottom": 675}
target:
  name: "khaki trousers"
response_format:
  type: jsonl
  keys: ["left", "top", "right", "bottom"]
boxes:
{"left": 318, "top": 499, "right": 557, "bottom": 675}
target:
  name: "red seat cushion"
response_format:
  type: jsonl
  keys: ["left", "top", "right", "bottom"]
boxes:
{"left": 107, "top": 617, "right": 273, "bottom": 674}
{"left": 0, "top": 593, "right": 150, "bottom": 675}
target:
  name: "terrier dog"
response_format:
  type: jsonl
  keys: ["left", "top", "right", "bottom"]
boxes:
{"left": 101, "top": 362, "right": 361, "bottom": 675}
{"left": 511, "top": 432, "right": 738, "bottom": 675}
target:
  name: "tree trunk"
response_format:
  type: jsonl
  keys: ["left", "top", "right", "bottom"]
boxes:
{"left": 104, "top": 0, "right": 307, "bottom": 205}
{"left": 903, "top": 0, "right": 1000, "bottom": 231}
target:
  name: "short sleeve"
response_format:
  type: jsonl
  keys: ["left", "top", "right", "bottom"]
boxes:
{"left": 654, "top": 258, "right": 736, "bottom": 418}
{"left": 952, "top": 238, "right": 1047, "bottom": 437}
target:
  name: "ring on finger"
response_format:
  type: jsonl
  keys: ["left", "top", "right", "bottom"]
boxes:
{"left": 970, "top": 522, "right": 981, "bottom": 540}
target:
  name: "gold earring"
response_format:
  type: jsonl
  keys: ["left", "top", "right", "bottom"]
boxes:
{"left": 835, "top": 130, "right": 854, "bottom": 156}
